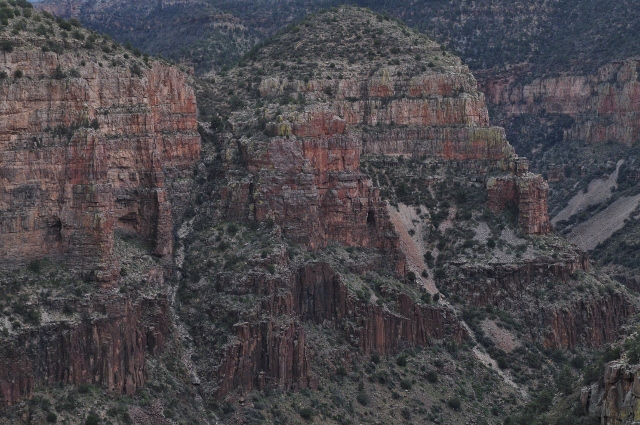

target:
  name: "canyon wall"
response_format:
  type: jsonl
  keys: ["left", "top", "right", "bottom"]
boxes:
{"left": 479, "top": 59, "right": 640, "bottom": 145}
{"left": 204, "top": 18, "right": 557, "bottom": 397}
{"left": 439, "top": 252, "right": 634, "bottom": 348}
{"left": 212, "top": 262, "right": 467, "bottom": 397}
{"left": 253, "top": 63, "right": 551, "bottom": 238}
{"left": 582, "top": 362, "right": 640, "bottom": 425}
{"left": 0, "top": 51, "right": 200, "bottom": 284}
{"left": 0, "top": 295, "right": 170, "bottom": 407}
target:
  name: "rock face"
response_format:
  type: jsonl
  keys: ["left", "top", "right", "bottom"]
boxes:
{"left": 240, "top": 135, "right": 401, "bottom": 258}
{"left": 582, "top": 362, "right": 640, "bottom": 424}
{"left": 479, "top": 59, "right": 640, "bottom": 146}
{"left": 0, "top": 295, "right": 169, "bottom": 407}
{"left": 487, "top": 159, "right": 552, "bottom": 235}
{"left": 439, "top": 250, "right": 634, "bottom": 348}
{"left": 251, "top": 66, "right": 550, "bottom": 238}
{"left": 0, "top": 16, "right": 200, "bottom": 411}
{"left": 213, "top": 262, "right": 467, "bottom": 397}
{"left": 195, "top": 6, "right": 556, "bottom": 399}
{"left": 0, "top": 50, "right": 200, "bottom": 284}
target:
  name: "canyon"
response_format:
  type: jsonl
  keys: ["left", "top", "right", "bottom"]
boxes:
{"left": 0, "top": 4, "right": 637, "bottom": 425}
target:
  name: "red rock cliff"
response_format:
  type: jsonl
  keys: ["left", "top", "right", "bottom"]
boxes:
{"left": 212, "top": 262, "right": 467, "bottom": 397}
{"left": 479, "top": 59, "right": 640, "bottom": 145}
{"left": 487, "top": 158, "right": 552, "bottom": 235}
{"left": 0, "top": 51, "right": 200, "bottom": 284}
{"left": 0, "top": 295, "right": 169, "bottom": 407}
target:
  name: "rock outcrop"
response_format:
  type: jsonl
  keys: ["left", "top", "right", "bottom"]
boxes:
{"left": 0, "top": 14, "right": 199, "bottom": 410}
{"left": 0, "top": 295, "right": 169, "bottom": 407}
{"left": 479, "top": 59, "right": 640, "bottom": 146}
{"left": 250, "top": 65, "right": 551, "bottom": 237}
{"left": 196, "top": 6, "right": 556, "bottom": 398}
{"left": 439, "top": 251, "right": 634, "bottom": 348}
{"left": 488, "top": 158, "right": 552, "bottom": 235}
{"left": 213, "top": 262, "right": 467, "bottom": 397}
{"left": 0, "top": 50, "right": 200, "bottom": 284}
{"left": 239, "top": 135, "right": 401, "bottom": 259}
{"left": 582, "top": 362, "right": 640, "bottom": 424}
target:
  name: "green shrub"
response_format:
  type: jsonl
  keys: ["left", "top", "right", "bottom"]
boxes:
{"left": 14, "top": 69, "right": 23, "bottom": 79}
{"left": 57, "top": 18, "right": 72, "bottom": 31}
{"left": 426, "top": 370, "right": 438, "bottom": 383}
{"left": 1, "top": 40, "right": 14, "bottom": 52}
{"left": 27, "top": 259, "right": 43, "bottom": 273}
{"left": 447, "top": 397, "right": 461, "bottom": 410}
{"left": 72, "top": 29, "right": 84, "bottom": 41}
{"left": 370, "top": 353, "right": 380, "bottom": 364}
{"left": 396, "top": 355, "right": 407, "bottom": 367}
{"left": 299, "top": 407, "right": 314, "bottom": 420}
{"left": 603, "top": 346, "right": 621, "bottom": 362}
{"left": 130, "top": 63, "right": 142, "bottom": 77}
{"left": 356, "top": 392, "right": 369, "bottom": 405}
{"left": 46, "top": 412, "right": 57, "bottom": 423}
{"left": 400, "top": 379, "right": 412, "bottom": 390}
{"left": 211, "top": 114, "right": 224, "bottom": 132}
{"left": 52, "top": 66, "right": 65, "bottom": 80}
{"left": 401, "top": 407, "right": 411, "bottom": 420}
{"left": 85, "top": 413, "right": 100, "bottom": 425}
{"left": 625, "top": 335, "right": 640, "bottom": 364}
{"left": 336, "top": 365, "right": 347, "bottom": 377}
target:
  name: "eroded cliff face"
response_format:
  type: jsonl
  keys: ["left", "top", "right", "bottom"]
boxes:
{"left": 487, "top": 159, "right": 552, "bottom": 235}
{"left": 212, "top": 262, "right": 466, "bottom": 397}
{"left": 0, "top": 50, "right": 200, "bottom": 284}
{"left": 183, "top": 6, "right": 557, "bottom": 403}
{"left": 0, "top": 11, "right": 201, "bottom": 414}
{"left": 0, "top": 295, "right": 169, "bottom": 407}
{"left": 439, "top": 245, "right": 634, "bottom": 349}
{"left": 582, "top": 362, "right": 640, "bottom": 425}
{"left": 479, "top": 59, "right": 640, "bottom": 146}
{"left": 242, "top": 57, "right": 550, "bottom": 241}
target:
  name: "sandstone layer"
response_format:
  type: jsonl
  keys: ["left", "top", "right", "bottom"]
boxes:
{"left": 479, "top": 59, "right": 640, "bottom": 146}
{"left": 248, "top": 62, "right": 551, "bottom": 239}
{"left": 0, "top": 50, "right": 200, "bottom": 284}
{"left": 0, "top": 295, "right": 169, "bottom": 407}
{"left": 212, "top": 262, "right": 467, "bottom": 397}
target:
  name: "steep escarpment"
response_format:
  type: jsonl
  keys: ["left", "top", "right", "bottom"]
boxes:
{"left": 168, "top": 7, "right": 637, "bottom": 424}
{"left": 0, "top": 6, "right": 201, "bottom": 420}
{"left": 210, "top": 262, "right": 467, "bottom": 397}
{"left": 481, "top": 59, "right": 640, "bottom": 148}
{"left": 0, "top": 295, "right": 169, "bottom": 406}
{"left": 0, "top": 12, "right": 200, "bottom": 285}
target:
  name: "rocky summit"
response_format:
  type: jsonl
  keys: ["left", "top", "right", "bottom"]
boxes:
{"left": 0, "top": 4, "right": 639, "bottom": 425}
